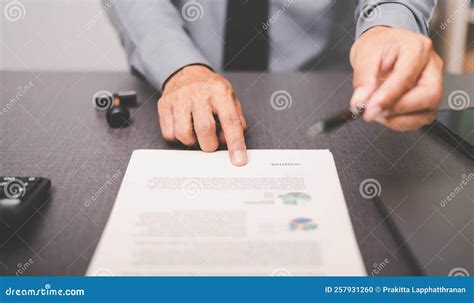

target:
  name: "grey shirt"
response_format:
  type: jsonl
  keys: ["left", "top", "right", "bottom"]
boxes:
{"left": 106, "top": 0, "right": 437, "bottom": 90}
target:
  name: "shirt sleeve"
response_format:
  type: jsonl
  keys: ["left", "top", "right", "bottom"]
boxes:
{"left": 105, "top": 0, "right": 211, "bottom": 90}
{"left": 355, "top": 0, "right": 437, "bottom": 37}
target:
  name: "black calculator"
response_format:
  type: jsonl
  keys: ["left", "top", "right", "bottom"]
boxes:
{"left": 0, "top": 177, "right": 51, "bottom": 234}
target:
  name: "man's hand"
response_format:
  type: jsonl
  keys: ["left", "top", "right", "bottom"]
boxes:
{"left": 350, "top": 26, "right": 443, "bottom": 131}
{"left": 157, "top": 65, "right": 248, "bottom": 166}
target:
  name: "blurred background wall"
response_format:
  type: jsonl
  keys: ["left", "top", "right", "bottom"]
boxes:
{"left": 0, "top": 0, "right": 129, "bottom": 71}
{"left": 0, "top": 0, "right": 473, "bottom": 73}
{"left": 432, "top": 0, "right": 474, "bottom": 73}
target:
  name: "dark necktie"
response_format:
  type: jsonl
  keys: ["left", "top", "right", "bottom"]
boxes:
{"left": 223, "top": 0, "right": 269, "bottom": 71}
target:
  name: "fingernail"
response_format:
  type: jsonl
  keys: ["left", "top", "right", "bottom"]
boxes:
{"left": 232, "top": 149, "right": 247, "bottom": 166}
{"left": 350, "top": 87, "right": 370, "bottom": 110}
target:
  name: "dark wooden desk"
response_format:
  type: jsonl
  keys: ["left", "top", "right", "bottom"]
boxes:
{"left": 0, "top": 71, "right": 471, "bottom": 276}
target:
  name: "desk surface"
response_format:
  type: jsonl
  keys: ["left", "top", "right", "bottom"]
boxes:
{"left": 0, "top": 71, "right": 472, "bottom": 276}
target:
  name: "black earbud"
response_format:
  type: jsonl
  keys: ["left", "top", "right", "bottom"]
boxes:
{"left": 93, "top": 90, "right": 137, "bottom": 128}
{"left": 106, "top": 96, "right": 131, "bottom": 128}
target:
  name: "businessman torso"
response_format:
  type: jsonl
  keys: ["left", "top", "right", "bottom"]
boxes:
{"left": 107, "top": 0, "right": 435, "bottom": 89}
{"left": 176, "top": 0, "right": 356, "bottom": 72}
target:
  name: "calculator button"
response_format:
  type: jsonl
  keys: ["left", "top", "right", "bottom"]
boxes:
{"left": 18, "top": 177, "right": 38, "bottom": 182}
{"left": 1, "top": 180, "right": 26, "bottom": 199}
{"left": 2, "top": 177, "right": 17, "bottom": 181}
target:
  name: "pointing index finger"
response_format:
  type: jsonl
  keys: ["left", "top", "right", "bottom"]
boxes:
{"left": 214, "top": 96, "right": 247, "bottom": 166}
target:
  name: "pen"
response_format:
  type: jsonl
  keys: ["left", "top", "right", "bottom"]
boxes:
{"left": 307, "top": 106, "right": 364, "bottom": 137}
{"left": 307, "top": 106, "right": 433, "bottom": 137}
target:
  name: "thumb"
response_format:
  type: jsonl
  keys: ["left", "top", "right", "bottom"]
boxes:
{"left": 350, "top": 54, "right": 380, "bottom": 115}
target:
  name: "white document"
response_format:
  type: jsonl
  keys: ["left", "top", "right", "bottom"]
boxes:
{"left": 87, "top": 150, "right": 366, "bottom": 276}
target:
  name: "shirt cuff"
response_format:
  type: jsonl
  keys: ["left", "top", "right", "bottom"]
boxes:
{"left": 355, "top": 2, "right": 428, "bottom": 38}
{"left": 133, "top": 35, "right": 212, "bottom": 90}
